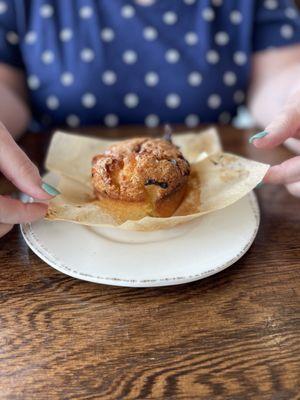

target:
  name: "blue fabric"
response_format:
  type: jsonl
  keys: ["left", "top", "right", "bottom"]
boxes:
{"left": 0, "top": 0, "right": 300, "bottom": 129}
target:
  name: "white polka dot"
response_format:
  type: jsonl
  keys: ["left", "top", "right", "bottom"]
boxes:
{"left": 202, "top": 8, "right": 215, "bottom": 21}
{"left": 101, "top": 28, "right": 115, "bottom": 42}
{"left": 188, "top": 72, "right": 202, "bottom": 86}
{"left": 60, "top": 72, "right": 74, "bottom": 86}
{"left": 207, "top": 94, "right": 221, "bottom": 109}
{"left": 219, "top": 112, "right": 231, "bottom": 124}
{"left": 163, "top": 11, "right": 178, "bottom": 25}
{"left": 185, "top": 114, "right": 199, "bottom": 127}
{"left": 66, "top": 114, "right": 80, "bottom": 128}
{"left": 27, "top": 75, "right": 40, "bottom": 90}
{"left": 24, "top": 31, "right": 37, "bottom": 45}
{"left": 233, "top": 51, "right": 247, "bottom": 65}
{"left": 123, "top": 50, "right": 137, "bottom": 64}
{"left": 223, "top": 71, "right": 237, "bottom": 86}
{"left": 166, "top": 94, "right": 181, "bottom": 109}
{"left": 134, "top": 0, "right": 155, "bottom": 4}
{"left": 183, "top": 0, "right": 196, "bottom": 4}
{"left": 6, "top": 31, "right": 19, "bottom": 45}
{"left": 124, "top": 93, "right": 139, "bottom": 108}
{"left": 234, "top": 90, "right": 245, "bottom": 104}
{"left": 80, "top": 48, "right": 95, "bottom": 62}
{"left": 79, "top": 6, "right": 93, "bottom": 19}
{"left": 145, "top": 114, "right": 159, "bottom": 127}
{"left": 264, "top": 0, "right": 278, "bottom": 10}
{"left": 60, "top": 28, "right": 73, "bottom": 42}
{"left": 230, "top": 10, "right": 242, "bottom": 25}
{"left": 185, "top": 32, "right": 198, "bottom": 46}
{"left": 215, "top": 31, "right": 229, "bottom": 46}
{"left": 212, "top": 0, "right": 223, "bottom": 6}
{"left": 121, "top": 5, "right": 135, "bottom": 18}
{"left": 46, "top": 95, "right": 59, "bottom": 110}
{"left": 143, "top": 26, "right": 158, "bottom": 41}
{"left": 206, "top": 50, "right": 220, "bottom": 64}
{"left": 102, "top": 70, "right": 117, "bottom": 85}
{"left": 81, "top": 93, "right": 97, "bottom": 108}
{"left": 145, "top": 72, "right": 159, "bottom": 87}
{"left": 0, "top": 1, "right": 7, "bottom": 14}
{"left": 104, "top": 114, "right": 119, "bottom": 127}
{"left": 280, "top": 24, "right": 294, "bottom": 39}
{"left": 41, "top": 50, "right": 54, "bottom": 64}
{"left": 40, "top": 4, "right": 54, "bottom": 18}
{"left": 285, "top": 7, "right": 298, "bottom": 19}
{"left": 165, "top": 49, "right": 180, "bottom": 63}
{"left": 219, "top": 111, "right": 231, "bottom": 124}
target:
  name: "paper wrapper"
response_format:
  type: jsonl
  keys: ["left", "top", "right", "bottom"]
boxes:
{"left": 45, "top": 129, "right": 269, "bottom": 231}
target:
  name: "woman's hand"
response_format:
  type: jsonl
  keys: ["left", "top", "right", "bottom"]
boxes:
{"left": 0, "top": 123, "right": 57, "bottom": 238}
{"left": 248, "top": 45, "right": 300, "bottom": 197}
{"left": 249, "top": 90, "right": 300, "bottom": 197}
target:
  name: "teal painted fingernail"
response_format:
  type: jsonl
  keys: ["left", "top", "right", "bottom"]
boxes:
{"left": 256, "top": 182, "right": 264, "bottom": 189}
{"left": 249, "top": 130, "right": 269, "bottom": 144}
{"left": 41, "top": 182, "right": 60, "bottom": 196}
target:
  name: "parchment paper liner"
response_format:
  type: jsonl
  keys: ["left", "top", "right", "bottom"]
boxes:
{"left": 45, "top": 129, "right": 269, "bottom": 231}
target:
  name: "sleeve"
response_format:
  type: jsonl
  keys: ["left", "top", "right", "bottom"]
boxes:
{"left": 253, "top": 0, "right": 300, "bottom": 52}
{"left": 0, "top": 1, "right": 23, "bottom": 68}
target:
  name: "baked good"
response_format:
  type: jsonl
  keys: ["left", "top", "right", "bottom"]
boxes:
{"left": 91, "top": 137, "right": 190, "bottom": 220}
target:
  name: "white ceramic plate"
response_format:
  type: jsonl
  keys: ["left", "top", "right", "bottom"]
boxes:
{"left": 21, "top": 173, "right": 260, "bottom": 287}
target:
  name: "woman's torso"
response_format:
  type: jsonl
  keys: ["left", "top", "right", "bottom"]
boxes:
{"left": 2, "top": 1, "right": 273, "bottom": 128}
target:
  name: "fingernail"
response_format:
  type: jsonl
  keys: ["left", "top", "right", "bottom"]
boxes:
{"left": 41, "top": 182, "right": 60, "bottom": 196}
{"left": 256, "top": 182, "right": 264, "bottom": 189}
{"left": 249, "top": 130, "right": 269, "bottom": 144}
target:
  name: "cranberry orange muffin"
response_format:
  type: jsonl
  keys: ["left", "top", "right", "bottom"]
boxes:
{"left": 91, "top": 137, "right": 190, "bottom": 220}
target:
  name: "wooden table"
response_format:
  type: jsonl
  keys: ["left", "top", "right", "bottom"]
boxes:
{"left": 0, "top": 126, "right": 299, "bottom": 400}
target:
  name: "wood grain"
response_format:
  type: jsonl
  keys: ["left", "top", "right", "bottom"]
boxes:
{"left": 0, "top": 125, "right": 299, "bottom": 400}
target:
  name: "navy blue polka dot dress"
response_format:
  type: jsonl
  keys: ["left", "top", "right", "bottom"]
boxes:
{"left": 1, "top": 0, "right": 300, "bottom": 129}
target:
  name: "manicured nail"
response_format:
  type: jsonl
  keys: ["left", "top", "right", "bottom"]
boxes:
{"left": 249, "top": 130, "right": 269, "bottom": 144}
{"left": 41, "top": 182, "right": 60, "bottom": 196}
{"left": 256, "top": 182, "right": 264, "bottom": 189}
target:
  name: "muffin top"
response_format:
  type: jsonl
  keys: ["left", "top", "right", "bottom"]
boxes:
{"left": 92, "top": 137, "right": 190, "bottom": 202}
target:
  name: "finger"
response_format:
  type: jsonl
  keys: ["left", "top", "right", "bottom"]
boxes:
{"left": 0, "top": 223, "right": 13, "bottom": 238}
{"left": 251, "top": 105, "right": 300, "bottom": 149}
{"left": 0, "top": 123, "right": 52, "bottom": 200}
{"left": 264, "top": 156, "right": 300, "bottom": 185}
{"left": 286, "top": 181, "right": 300, "bottom": 197}
{"left": 0, "top": 196, "right": 48, "bottom": 224}
{"left": 284, "top": 138, "right": 300, "bottom": 155}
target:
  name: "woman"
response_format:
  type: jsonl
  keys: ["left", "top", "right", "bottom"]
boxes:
{"left": 1, "top": 0, "right": 300, "bottom": 238}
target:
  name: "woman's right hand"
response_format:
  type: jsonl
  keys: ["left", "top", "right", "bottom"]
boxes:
{"left": 0, "top": 123, "right": 54, "bottom": 238}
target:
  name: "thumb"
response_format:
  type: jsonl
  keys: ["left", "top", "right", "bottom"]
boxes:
{"left": 263, "top": 156, "right": 300, "bottom": 185}
{"left": 0, "top": 196, "right": 48, "bottom": 224}
{"left": 286, "top": 181, "right": 300, "bottom": 197}
{"left": 0, "top": 224, "right": 13, "bottom": 238}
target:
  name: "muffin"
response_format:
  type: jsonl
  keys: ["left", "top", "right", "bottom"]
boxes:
{"left": 91, "top": 137, "right": 190, "bottom": 220}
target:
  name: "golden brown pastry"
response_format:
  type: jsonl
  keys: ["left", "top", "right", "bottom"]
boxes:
{"left": 91, "top": 137, "right": 190, "bottom": 219}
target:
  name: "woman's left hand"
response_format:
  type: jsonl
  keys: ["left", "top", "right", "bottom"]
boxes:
{"left": 249, "top": 90, "right": 300, "bottom": 197}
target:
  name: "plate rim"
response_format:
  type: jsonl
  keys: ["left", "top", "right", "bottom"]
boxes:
{"left": 20, "top": 192, "right": 260, "bottom": 287}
